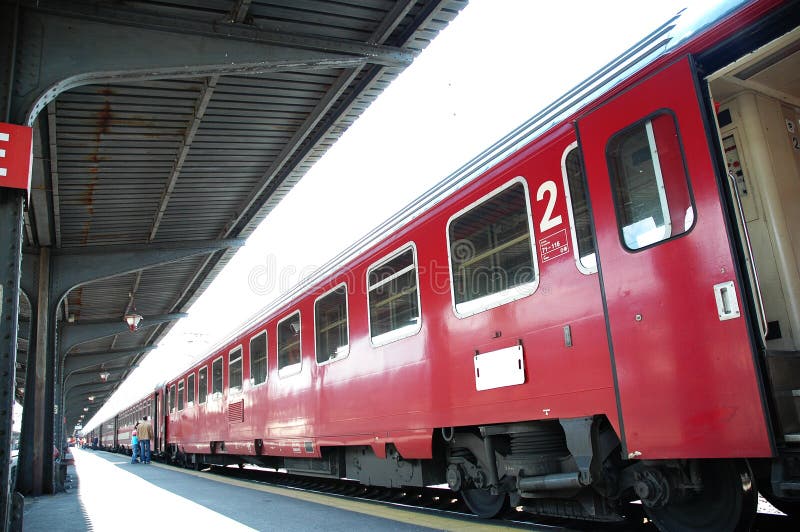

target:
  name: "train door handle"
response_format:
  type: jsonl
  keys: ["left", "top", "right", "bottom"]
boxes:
{"left": 713, "top": 281, "right": 740, "bottom": 321}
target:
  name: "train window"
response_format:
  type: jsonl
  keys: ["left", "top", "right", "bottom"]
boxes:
{"left": 198, "top": 366, "right": 208, "bottom": 404}
{"left": 177, "top": 380, "right": 185, "bottom": 411}
{"left": 250, "top": 331, "right": 267, "bottom": 386}
{"left": 278, "top": 311, "right": 302, "bottom": 376}
{"left": 187, "top": 373, "right": 195, "bottom": 406}
{"left": 168, "top": 384, "right": 176, "bottom": 414}
{"left": 607, "top": 112, "right": 694, "bottom": 250}
{"left": 367, "top": 244, "right": 421, "bottom": 346}
{"left": 229, "top": 346, "right": 243, "bottom": 392}
{"left": 315, "top": 284, "right": 349, "bottom": 364}
{"left": 562, "top": 144, "right": 597, "bottom": 273}
{"left": 447, "top": 179, "right": 538, "bottom": 317}
{"left": 212, "top": 356, "right": 223, "bottom": 397}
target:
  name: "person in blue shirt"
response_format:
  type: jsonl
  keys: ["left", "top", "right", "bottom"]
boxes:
{"left": 131, "top": 424, "right": 140, "bottom": 464}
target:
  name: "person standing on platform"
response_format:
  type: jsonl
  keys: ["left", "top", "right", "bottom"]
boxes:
{"left": 138, "top": 416, "right": 153, "bottom": 464}
{"left": 130, "top": 426, "right": 139, "bottom": 464}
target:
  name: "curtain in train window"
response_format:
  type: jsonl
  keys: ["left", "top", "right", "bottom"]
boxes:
{"left": 564, "top": 148, "right": 597, "bottom": 272}
{"left": 315, "top": 285, "right": 349, "bottom": 363}
{"left": 367, "top": 246, "right": 420, "bottom": 345}
{"left": 278, "top": 312, "right": 302, "bottom": 372}
{"left": 607, "top": 112, "right": 694, "bottom": 250}
{"left": 177, "top": 380, "right": 185, "bottom": 411}
{"left": 168, "top": 384, "right": 175, "bottom": 413}
{"left": 448, "top": 181, "right": 536, "bottom": 315}
{"left": 212, "top": 357, "right": 223, "bottom": 396}
{"left": 229, "top": 347, "right": 243, "bottom": 391}
{"left": 250, "top": 332, "right": 267, "bottom": 385}
{"left": 198, "top": 367, "right": 208, "bottom": 404}
{"left": 187, "top": 373, "right": 195, "bottom": 406}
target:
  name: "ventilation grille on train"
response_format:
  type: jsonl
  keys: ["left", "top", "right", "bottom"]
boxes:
{"left": 228, "top": 400, "right": 244, "bottom": 423}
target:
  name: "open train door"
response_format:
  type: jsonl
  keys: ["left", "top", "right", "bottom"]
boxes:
{"left": 576, "top": 57, "right": 772, "bottom": 460}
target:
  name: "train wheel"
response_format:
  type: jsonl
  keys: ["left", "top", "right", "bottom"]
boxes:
{"left": 461, "top": 488, "right": 508, "bottom": 519}
{"left": 644, "top": 460, "right": 756, "bottom": 532}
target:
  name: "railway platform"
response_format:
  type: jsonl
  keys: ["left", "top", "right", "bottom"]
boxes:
{"left": 20, "top": 447, "right": 527, "bottom": 532}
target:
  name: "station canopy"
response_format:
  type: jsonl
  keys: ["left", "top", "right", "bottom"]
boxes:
{"left": 9, "top": 0, "right": 466, "bottom": 429}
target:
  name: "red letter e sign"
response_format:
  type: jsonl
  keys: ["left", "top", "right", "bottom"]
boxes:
{"left": 0, "top": 122, "right": 33, "bottom": 196}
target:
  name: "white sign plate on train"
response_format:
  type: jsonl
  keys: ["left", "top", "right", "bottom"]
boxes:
{"left": 474, "top": 345, "right": 525, "bottom": 391}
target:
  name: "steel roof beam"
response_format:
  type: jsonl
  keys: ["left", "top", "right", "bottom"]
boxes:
{"left": 47, "top": 238, "right": 244, "bottom": 306}
{"left": 65, "top": 392, "right": 110, "bottom": 409}
{"left": 65, "top": 404, "right": 106, "bottom": 426}
{"left": 63, "top": 368, "right": 126, "bottom": 395}
{"left": 63, "top": 346, "right": 157, "bottom": 377}
{"left": 19, "top": 252, "right": 38, "bottom": 303}
{"left": 64, "top": 390, "right": 120, "bottom": 419}
{"left": 64, "top": 393, "right": 111, "bottom": 423}
{"left": 228, "top": 0, "right": 253, "bottom": 24}
{"left": 29, "top": 122, "right": 52, "bottom": 246}
{"left": 148, "top": 76, "right": 219, "bottom": 241}
{"left": 64, "top": 387, "right": 111, "bottom": 408}
{"left": 63, "top": 384, "right": 114, "bottom": 406}
{"left": 20, "top": 0, "right": 415, "bottom": 64}
{"left": 17, "top": 319, "right": 30, "bottom": 341}
{"left": 11, "top": 5, "right": 416, "bottom": 124}
{"left": 47, "top": 103, "right": 61, "bottom": 246}
{"left": 59, "top": 313, "right": 186, "bottom": 358}
{"left": 222, "top": 0, "right": 417, "bottom": 237}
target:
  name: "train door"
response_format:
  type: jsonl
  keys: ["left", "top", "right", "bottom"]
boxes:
{"left": 576, "top": 57, "right": 771, "bottom": 459}
{"left": 707, "top": 26, "right": 800, "bottom": 447}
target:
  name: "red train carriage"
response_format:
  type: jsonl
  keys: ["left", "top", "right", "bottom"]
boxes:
{"left": 101, "top": 1, "right": 800, "bottom": 530}
{"left": 114, "top": 391, "right": 160, "bottom": 456}
{"left": 98, "top": 418, "right": 116, "bottom": 451}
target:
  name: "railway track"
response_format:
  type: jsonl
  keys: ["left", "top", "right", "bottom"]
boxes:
{"left": 159, "top": 462, "right": 792, "bottom": 531}
{"left": 197, "top": 463, "right": 611, "bottom": 530}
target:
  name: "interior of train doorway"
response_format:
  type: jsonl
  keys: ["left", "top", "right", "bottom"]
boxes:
{"left": 707, "top": 24, "right": 800, "bottom": 448}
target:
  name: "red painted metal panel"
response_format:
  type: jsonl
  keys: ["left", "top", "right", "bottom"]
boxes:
{"left": 0, "top": 122, "right": 32, "bottom": 195}
{"left": 165, "top": 124, "right": 620, "bottom": 459}
{"left": 577, "top": 57, "right": 771, "bottom": 459}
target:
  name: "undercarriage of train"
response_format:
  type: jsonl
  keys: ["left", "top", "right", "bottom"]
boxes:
{"left": 439, "top": 417, "right": 761, "bottom": 531}
{"left": 166, "top": 416, "right": 766, "bottom": 531}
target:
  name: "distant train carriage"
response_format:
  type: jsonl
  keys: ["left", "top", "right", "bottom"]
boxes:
{"left": 98, "top": 418, "right": 116, "bottom": 451}
{"left": 115, "top": 391, "right": 160, "bottom": 455}
{"left": 94, "top": 2, "right": 800, "bottom": 530}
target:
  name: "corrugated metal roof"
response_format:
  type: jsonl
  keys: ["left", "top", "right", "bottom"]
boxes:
{"left": 13, "top": 0, "right": 467, "bottom": 427}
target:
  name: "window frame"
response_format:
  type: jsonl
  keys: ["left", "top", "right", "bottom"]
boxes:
{"left": 446, "top": 177, "right": 539, "bottom": 318}
{"left": 277, "top": 311, "right": 302, "bottom": 378}
{"left": 249, "top": 330, "right": 268, "bottom": 387}
{"left": 314, "top": 283, "right": 350, "bottom": 366}
{"left": 211, "top": 356, "right": 224, "bottom": 399}
{"left": 187, "top": 372, "right": 195, "bottom": 407}
{"left": 168, "top": 383, "right": 176, "bottom": 414}
{"left": 366, "top": 242, "right": 422, "bottom": 347}
{"left": 177, "top": 379, "right": 185, "bottom": 411}
{"left": 561, "top": 142, "right": 597, "bottom": 274}
{"left": 228, "top": 345, "right": 243, "bottom": 394}
{"left": 198, "top": 366, "right": 208, "bottom": 404}
{"left": 605, "top": 110, "right": 695, "bottom": 252}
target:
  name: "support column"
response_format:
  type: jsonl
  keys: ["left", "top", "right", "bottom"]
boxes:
{"left": 17, "top": 248, "right": 48, "bottom": 496}
{"left": 0, "top": 189, "right": 24, "bottom": 530}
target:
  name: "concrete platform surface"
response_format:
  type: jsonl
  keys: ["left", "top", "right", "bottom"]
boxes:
{"left": 21, "top": 447, "right": 521, "bottom": 532}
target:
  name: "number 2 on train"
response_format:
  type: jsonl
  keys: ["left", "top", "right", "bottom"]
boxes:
{"left": 536, "top": 180, "right": 562, "bottom": 232}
